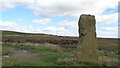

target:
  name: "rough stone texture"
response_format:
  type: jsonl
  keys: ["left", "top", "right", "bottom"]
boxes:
{"left": 76, "top": 14, "right": 98, "bottom": 63}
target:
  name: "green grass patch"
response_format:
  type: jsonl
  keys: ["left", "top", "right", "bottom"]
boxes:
{"left": 1, "top": 30, "right": 54, "bottom": 36}
{"left": 1, "top": 31, "right": 34, "bottom": 35}
{"left": 38, "top": 51, "right": 73, "bottom": 66}
{"left": 107, "top": 52, "right": 119, "bottom": 58}
{"left": 2, "top": 46, "right": 73, "bottom": 66}
{"left": 98, "top": 50, "right": 105, "bottom": 56}
{"left": 98, "top": 50, "right": 119, "bottom": 58}
{"left": 3, "top": 58, "right": 39, "bottom": 66}
{"left": 3, "top": 43, "right": 60, "bottom": 52}
{"left": 2, "top": 48, "right": 10, "bottom": 56}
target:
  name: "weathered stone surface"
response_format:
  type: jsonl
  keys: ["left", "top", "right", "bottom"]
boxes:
{"left": 76, "top": 14, "right": 98, "bottom": 63}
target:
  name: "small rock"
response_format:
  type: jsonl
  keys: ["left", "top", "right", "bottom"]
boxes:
{"left": 3, "top": 55, "right": 9, "bottom": 58}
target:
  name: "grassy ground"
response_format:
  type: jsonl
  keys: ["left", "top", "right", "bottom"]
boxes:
{"left": 3, "top": 43, "right": 61, "bottom": 52}
{"left": 2, "top": 48, "right": 10, "bottom": 56}
{"left": 2, "top": 43, "right": 75, "bottom": 66}
{"left": 2, "top": 43, "right": 119, "bottom": 66}
{"left": 98, "top": 50, "right": 119, "bottom": 58}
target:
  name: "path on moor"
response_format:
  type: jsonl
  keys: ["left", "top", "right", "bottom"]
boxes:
{"left": 3, "top": 47, "right": 54, "bottom": 61}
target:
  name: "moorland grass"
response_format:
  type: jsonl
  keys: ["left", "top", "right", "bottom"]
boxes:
{"left": 3, "top": 43, "right": 61, "bottom": 52}
{"left": 2, "top": 43, "right": 75, "bottom": 66}
{"left": 2, "top": 48, "right": 10, "bottom": 56}
{"left": 98, "top": 50, "right": 119, "bottom": 58}
{"left": 2, "top": 43, "right": 119, "bottom": 66}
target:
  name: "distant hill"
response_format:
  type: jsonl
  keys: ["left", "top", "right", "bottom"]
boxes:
{"left": 0, "top": 30, "right": 53, "bottom": 36}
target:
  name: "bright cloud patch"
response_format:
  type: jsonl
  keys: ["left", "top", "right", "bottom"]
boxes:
{"left": 0, "top": 0, "right": 34, "bottom": 11}
{"left": 0, "top": 0, "right": 118, "bottom": 17}
{"left": 28, "top": 0, "right": 118, "bottom": 18}
{"left": 97, "top": 26, "right": 118, "bottom": 38}
{"left": 43, "top": 26, "right": 66, "bottom": 31}
{"left": 0, "top": 21, "right": 18, "bottom": 27}
{"left": 16, "top": 19, "right": 23, "bottom": 22}
{"left": 96, "top": 13, "right": 117, "bottom": 25}
{"left": 0, "top": 20, "right": 42, "bottom": 33}
{"left": 42, "top": 26, "right": 66, "bottom": 35}
{"left": 58, "top": 20, "right": 78, "bottom": 29}
{"left": 32, "top": 18, "right": 51, "bottom": 24}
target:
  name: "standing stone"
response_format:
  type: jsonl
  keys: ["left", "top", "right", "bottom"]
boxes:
{"left": 76, "top": 14, "right": 98, "bottom": 63}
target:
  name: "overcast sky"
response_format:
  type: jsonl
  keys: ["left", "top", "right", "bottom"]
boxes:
{"left": 0, "top": 0, "right": 119, "bottom": 38}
